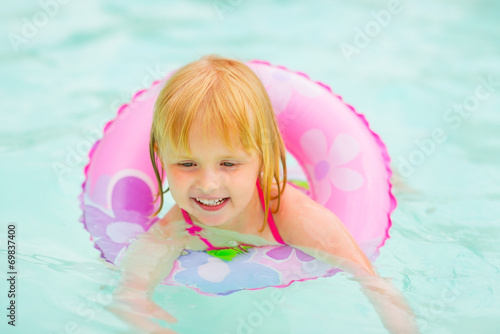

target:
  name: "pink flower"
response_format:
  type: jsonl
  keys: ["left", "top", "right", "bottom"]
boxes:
{"left": 300, "top": 129, "right": 364, "bottom": 205}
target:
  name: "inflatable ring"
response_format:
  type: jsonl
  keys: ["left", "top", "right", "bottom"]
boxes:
{"left": 80, "top": 60, "right": 395, "bottom": 296}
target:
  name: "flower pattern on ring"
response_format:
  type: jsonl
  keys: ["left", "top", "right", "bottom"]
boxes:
{"left": 300, "top": 129, "right": 364, "bottom": 205}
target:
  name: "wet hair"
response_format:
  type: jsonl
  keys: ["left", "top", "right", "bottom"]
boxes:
{"left": 149, "top": 54, "right": 287, "bottom": 232}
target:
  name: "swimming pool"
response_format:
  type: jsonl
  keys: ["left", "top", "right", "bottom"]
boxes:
{"left": 1, "top": 0, "right": 499, "bottom": 333}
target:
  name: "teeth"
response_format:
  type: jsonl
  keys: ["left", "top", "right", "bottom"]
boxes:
{"left": 196, "top": 198, "right": 226, "bottom": 206}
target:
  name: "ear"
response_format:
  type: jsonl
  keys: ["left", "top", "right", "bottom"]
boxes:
{"left": 257, "top": 168, "right": 264, "bottom": 180}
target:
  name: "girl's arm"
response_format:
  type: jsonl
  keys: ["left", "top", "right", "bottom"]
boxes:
{"left": 275, "top": 186, "right": 420, "bottom": 334}
{"left": 114, "top": 220, "right": 184, "bottom": 298}
{"left": 108, "top": 217, "right": 184, "bottom": 333}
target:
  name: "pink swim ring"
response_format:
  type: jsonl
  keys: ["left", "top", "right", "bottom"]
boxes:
{"left": 80, "top": 60, "right": 395, "bottom": 296}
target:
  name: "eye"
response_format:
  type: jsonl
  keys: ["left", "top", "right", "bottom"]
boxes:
{"left": 179, "top": 162, "right": 194, "bottom": 167}
{"left": 222, "top": 162, "right": 236, "bottom": 167}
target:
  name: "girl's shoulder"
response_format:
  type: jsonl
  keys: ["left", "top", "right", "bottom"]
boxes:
{"left": 270, "top": 183, "right": 306, "bottom": 240}
{"left": 271, "top": 182, "right": 314, "bottom": 219}
{"left": 273, "top": 185, "right": 376, "bottom": 276}
{"left": 272, "top": 183, "right": 341, "bottom": 246}
{"left": 161, "top": 203, "right": 185, "bottom": 226}
{"left": 152, "top": 204, "right": 189, "bottom": 239}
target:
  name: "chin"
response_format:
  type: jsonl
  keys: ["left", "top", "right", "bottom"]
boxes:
{"left": 195, "top": 213, "right": 228, "bottom": 226}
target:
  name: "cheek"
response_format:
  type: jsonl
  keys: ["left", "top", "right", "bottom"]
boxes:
{"left": 164, "top": 172, "right": 190, "bottom": 205}
{"left": 230, "top": 174, "right": 258, "bottom": 200}
{"left": 232, "top": 175, "right": 255, "bottom": 189}
{"left": 164, "top": 169, "right": 189, "bottom": 191}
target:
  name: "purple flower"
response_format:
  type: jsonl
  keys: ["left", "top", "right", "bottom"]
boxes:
{"left": 83, "top": 176, "right": 158, "bottom": 262}
{"left": 265, "top": 246, "right": 315, "bottom": 262}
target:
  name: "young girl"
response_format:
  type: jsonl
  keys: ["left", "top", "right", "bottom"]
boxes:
{"left": 109, "top": 55, "right": 420, "bottom": 334}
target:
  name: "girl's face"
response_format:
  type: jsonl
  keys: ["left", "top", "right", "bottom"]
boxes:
{"left": 162, "top": 119, "right": 262, "bottom": 229}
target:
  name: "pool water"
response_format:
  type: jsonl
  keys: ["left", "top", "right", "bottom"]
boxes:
{"left": 1, "top": 0, "right": 500, "bottom": 333}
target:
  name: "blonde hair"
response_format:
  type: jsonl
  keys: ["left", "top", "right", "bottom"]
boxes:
{"left": 150, "top": 55, "right": 287, "bottom": 232}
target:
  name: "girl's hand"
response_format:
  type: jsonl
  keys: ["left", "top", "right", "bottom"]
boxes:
{"left": 353, "top": 275, "right": 420, "bottom": 334}
{"left": 106, "top": 287, "right": 178, "bottom": 334}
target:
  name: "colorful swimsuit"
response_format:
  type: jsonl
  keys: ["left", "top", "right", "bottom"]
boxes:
{"left": 180, "top": 179, "right": 286, "bottom": 260}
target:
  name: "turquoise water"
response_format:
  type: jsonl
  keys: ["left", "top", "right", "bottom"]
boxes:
{"left": 1, "top": 0, "right": 500, "bottom": 333}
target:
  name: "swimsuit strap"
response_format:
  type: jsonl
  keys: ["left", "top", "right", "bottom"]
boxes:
{"left": 181, "top": 209, "right": 217, "bottom": 250}
{"left": 181, "top": 179, "right": 286, "bottom": 250}
{"left": 256, "top": 179, "right": 286, "bottom": 245}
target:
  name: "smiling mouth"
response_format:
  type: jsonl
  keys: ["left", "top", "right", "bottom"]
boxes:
{"left": 194, "top": 197, "right": 229, "bottom": 206}
{"left": 192, "top": 197, "right": 230, "bottom": 211}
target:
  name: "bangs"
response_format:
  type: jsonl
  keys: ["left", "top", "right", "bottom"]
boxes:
{"left": 157, "top": 68, "right": 261, "bottom": 158}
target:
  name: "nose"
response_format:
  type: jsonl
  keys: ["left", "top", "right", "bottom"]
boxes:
{"left": 196, "top": 168, "right": 222, "bottom": 194}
